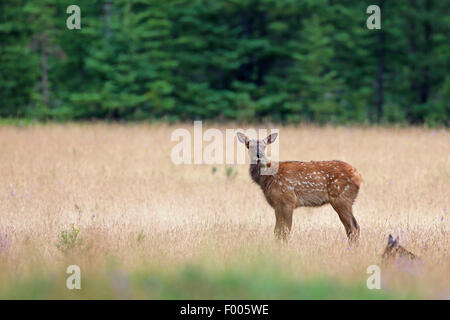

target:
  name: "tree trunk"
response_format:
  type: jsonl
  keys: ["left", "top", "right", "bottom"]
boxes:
{"left": 104, "top": 2, "right": 112, "bottom": 38}
{"left": 420, "top": 0, "right": 431, "bottom": 104}
{"left": 407, "top": 0, "right": 419, "bottom": 122}
{"left": 256, "top": 11, "right": 267, "bottom": 85}
{"left": 40, "top": 33, "right": 49, "bottom": 106}
{"left": 375, "top": 1, "right": 385, "bottom": 122}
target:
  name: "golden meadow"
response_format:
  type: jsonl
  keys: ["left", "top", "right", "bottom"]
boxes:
{"left": 0, "top": 123, "right": 448, "bottom": 299}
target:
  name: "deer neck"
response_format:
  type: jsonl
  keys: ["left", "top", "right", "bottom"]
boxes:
{"left": 249, "top": 160, "right": 273, "bottom": 187}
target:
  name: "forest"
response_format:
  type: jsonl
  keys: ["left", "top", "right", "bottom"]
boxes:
{"left": 0, "top": 0, "right": 449, "bottom": 125}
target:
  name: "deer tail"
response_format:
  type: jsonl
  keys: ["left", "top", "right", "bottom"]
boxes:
{"left": 350, "top": 168, "right": 364, "bottom": 187}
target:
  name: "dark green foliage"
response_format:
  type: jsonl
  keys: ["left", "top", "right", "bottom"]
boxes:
{"left": 0, "top": 0, "right": 448, "bottom": 125}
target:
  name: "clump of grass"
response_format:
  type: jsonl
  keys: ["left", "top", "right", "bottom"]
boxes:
{"left": 136, "top": 230, "right": 146, "bottom": 243}
{"left": 225, "top": 166, "right": 238, "bottom": 179}
{"left": 55, "top": 225, "right": 83, "bottom": 254}
{"left": 74, "top": 204, "right": 82, "bottom": 213}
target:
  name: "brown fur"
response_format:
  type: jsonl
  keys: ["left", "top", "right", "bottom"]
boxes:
{"left": 382, "top": 235, "right": 418, "bottom": 262}
{"left": 237, "top": 132, "right": 362, "bottom": 242}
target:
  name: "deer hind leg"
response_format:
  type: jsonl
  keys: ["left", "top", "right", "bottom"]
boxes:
{"left": 330, "top": 198, "right": 360, "bottom": 243}
{"left": 274, "top": 204, "right": 294, "bottom": 242}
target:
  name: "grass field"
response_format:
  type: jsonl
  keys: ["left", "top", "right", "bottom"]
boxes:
{"left": 0, "top": 123, "right": 448, "bottom": 299}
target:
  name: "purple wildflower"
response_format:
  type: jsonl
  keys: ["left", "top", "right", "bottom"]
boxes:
{"left": 0, "top": 233, "right": 11, "bottom": 251}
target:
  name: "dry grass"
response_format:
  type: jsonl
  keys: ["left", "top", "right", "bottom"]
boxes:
{"left": 0, "top": 123, "right": 448, "bottom": 299}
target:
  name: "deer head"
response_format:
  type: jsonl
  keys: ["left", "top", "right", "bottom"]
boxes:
{"left": 382, "top": 234, "right": 419, "bottom": 264}
{"left": 237, "top": 132, "right": 278, "bottom": 163}
{"left": 382, "top": 234, "right": 400, "bottom": 259}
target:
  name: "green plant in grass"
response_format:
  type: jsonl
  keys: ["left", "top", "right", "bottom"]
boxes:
{"left": 55, "top": 225, "right": 83, "bottom": 254}
{"left": 225, "top": 166, "right": 238, "bottom": 179}
{"left": 136, "top": 230, "right": 146, "bottom": 243}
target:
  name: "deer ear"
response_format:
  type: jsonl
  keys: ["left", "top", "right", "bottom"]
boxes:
{"left": 265, "top": 133, "right": 278, "bottom": 144}
{"left": 388, "top": 234, "right": 394, "bottom": 245}
{"left": 394, "top": 236, "right": 400, "bottom": 246}
{"left": 237, "top": 132, "right": 248, "bottom": 145}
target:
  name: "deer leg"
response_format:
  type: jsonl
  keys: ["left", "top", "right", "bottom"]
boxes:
{"left": 330, "top": 199, "right": 360, "bottom": 243}
{"left": 274, "top": 210, "right": 283, "bottom": 240}
{"left": 274, "top": 205, "right": 294, "bottom": 242}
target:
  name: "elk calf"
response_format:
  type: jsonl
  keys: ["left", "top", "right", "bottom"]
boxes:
{"left": 237, "top": 132, "right": 362, "bottom": 242}
{"left": 382, "top": 235, "right": 418, "bottom": 262}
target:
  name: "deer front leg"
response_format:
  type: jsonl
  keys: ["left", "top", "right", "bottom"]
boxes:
{"left": 274, "top": 205, "right": 294, "bottom": 242}
{"left": 330, "top": 198, "right": 360, "bottom": 244}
